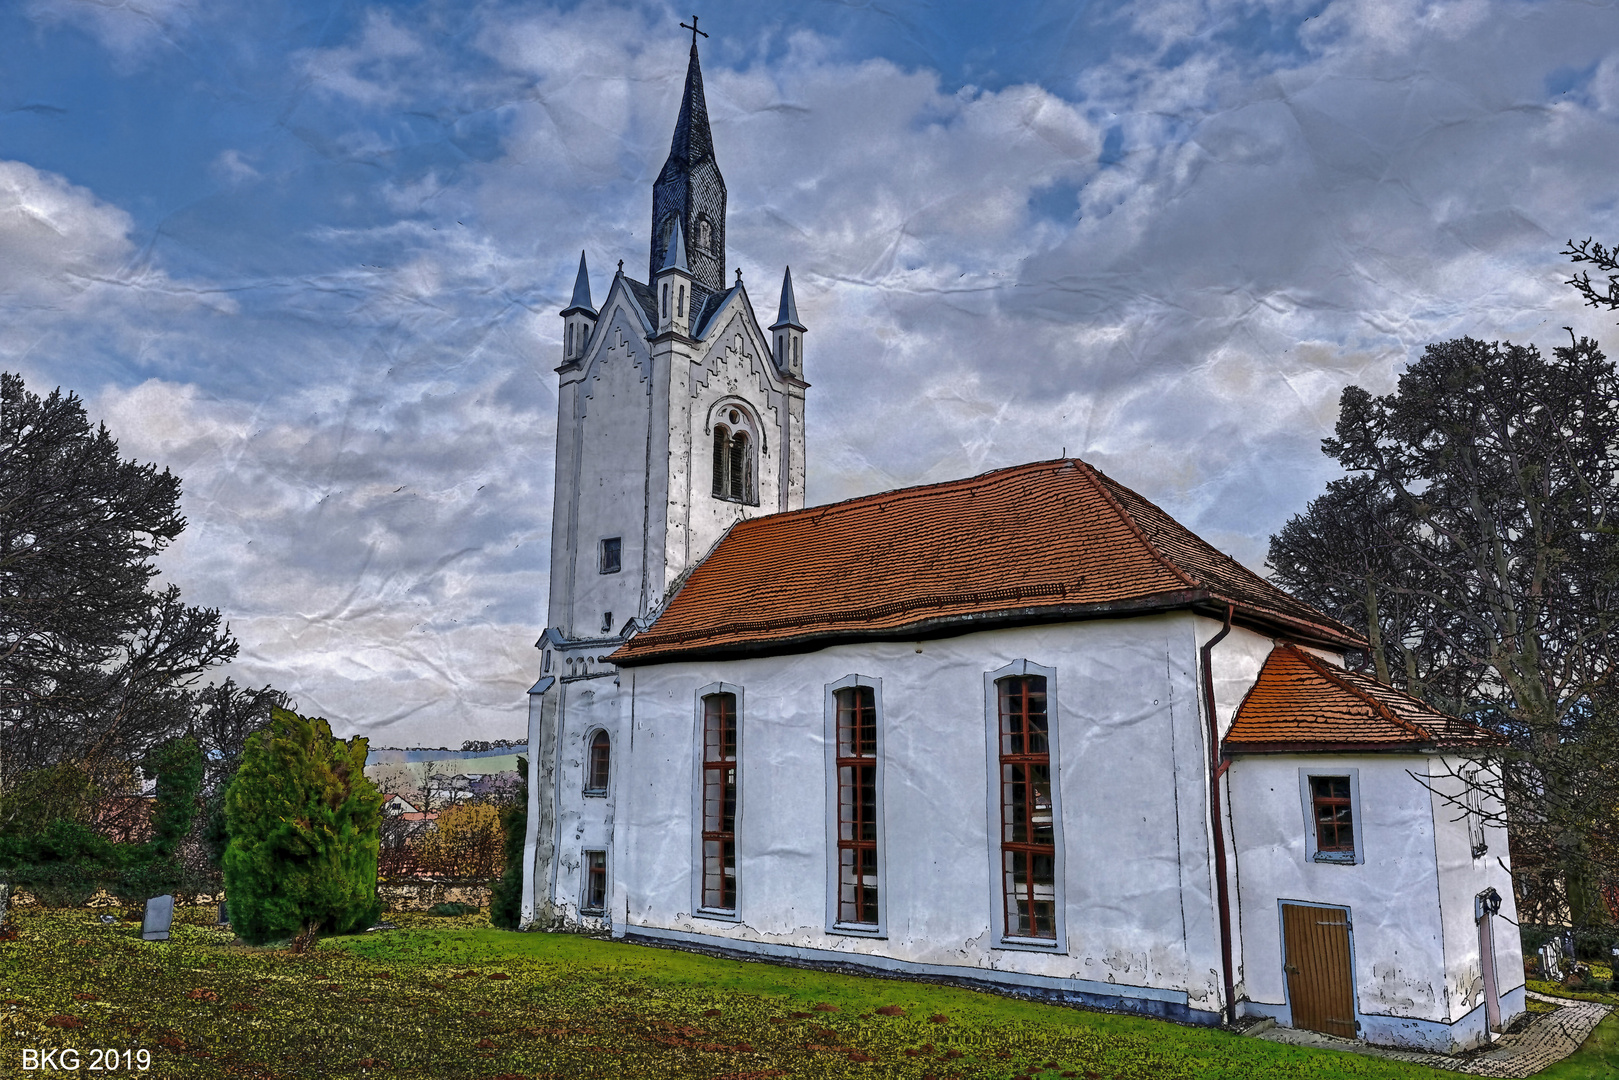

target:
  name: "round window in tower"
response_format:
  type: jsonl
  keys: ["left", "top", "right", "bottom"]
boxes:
{"left": 728, "top": 409, "right": 739, "bottom": 424}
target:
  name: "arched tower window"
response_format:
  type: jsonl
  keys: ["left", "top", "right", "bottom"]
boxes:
{"left": 585, "top": 730, "right": 610, "bottom": 796}
{"left": 728, "top": 432, "right": 748, "bottom": 501}
{"left": 710, "top": 411, "right": 758, "bottom": 505}
{"left": 712, "top": 425, "right": 730, "bottom": 497}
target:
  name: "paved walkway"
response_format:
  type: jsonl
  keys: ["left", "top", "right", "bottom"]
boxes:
{"left": 1250, "top": 991, "right": 1612, "bottom": 1077}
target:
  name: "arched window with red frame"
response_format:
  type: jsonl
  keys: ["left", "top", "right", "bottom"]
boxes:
{"left": 585, "top": 730, "right": 610, "bottom": 796}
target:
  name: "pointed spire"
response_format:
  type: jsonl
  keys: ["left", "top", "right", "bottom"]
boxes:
{"left": 770, "top": 266, "right": 805, "bottom": 331}
{"left": 561, "top": 251, "right": 595, "bottom": 316}
{"left": 650, "top": 35, "right": 726, "bottom": 292}
{"left": 660, "top": 218, "right": 690, "bottom": 274}
{"left": 668, "top": 41, "right": 715, "bottom": 169}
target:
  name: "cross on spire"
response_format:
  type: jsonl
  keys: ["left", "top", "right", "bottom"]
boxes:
{"left": 680, "top": 15, "right": 707, "bottom": 49}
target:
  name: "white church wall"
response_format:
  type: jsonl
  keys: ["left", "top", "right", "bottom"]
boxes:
{"left": 566, "top": 305, "right": 656, "bottom": 639}
{"left": 1426, "top": 755, "right": 1525, "bottom": 1048}
{"left": 1227, "top": 753, "right": 1459, "bottom": 1049}
{"left": 1200, "top": 621, "right": 1278, "bottom": 738}
{"left": 547, "top": 673, "right": 625, "bottom": 930}
{"left": 615, "top": 613, "right": 1229, "bottom": 1022}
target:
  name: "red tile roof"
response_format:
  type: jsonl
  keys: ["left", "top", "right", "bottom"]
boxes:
{"left": 1224, "top": 644, "right": 1502, "bottom": 752}
{"left": 612, "top": 458, "right": 1365, "bottom": 664}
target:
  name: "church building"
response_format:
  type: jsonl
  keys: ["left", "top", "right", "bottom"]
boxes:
{"left": 519, "top": 34, "right": 1523, "bottom": 1054}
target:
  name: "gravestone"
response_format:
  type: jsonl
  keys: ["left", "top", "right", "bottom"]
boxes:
{"left": 1540, "top": 939, "right": 1564, "bottom": 982}
{"left": 141, "top": 894, "right": 174, "bottom": 941}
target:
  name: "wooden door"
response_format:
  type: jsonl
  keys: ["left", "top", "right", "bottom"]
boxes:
{"left": 1282, "top": 903, "right": 1356, "bottom": 1039}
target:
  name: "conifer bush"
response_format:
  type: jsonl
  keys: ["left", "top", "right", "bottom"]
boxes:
{"left": 489, "top": 755, "right": 528, "bottom": 930}
{"left": 222, "top": 707, "right": 383, "bottom": 945}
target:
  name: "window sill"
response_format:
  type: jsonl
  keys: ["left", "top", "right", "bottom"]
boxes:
{"left": 1313, "top": 851, "right": 1357, "bottom": 865}
{"left": 582, "top": 790, "right": 607, "bottom": 799}
{"left": 580, "top": 908, "right": 606, "bottom": 917}
{"left": 995, "top": 936, "right": 1065, "bottom": 953}
{"left": 694, "top": 908, "right": 740, "bottom": 923}
{"left": 830, "top": 923, "right": 885, "bottom": 938}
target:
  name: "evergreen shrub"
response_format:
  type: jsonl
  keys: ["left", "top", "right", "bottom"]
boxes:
{"left": 222, "top": 708, "right": 383, "bottom": 945}
{"left": 488, "top": 755, "right": 527, "bottom": 930}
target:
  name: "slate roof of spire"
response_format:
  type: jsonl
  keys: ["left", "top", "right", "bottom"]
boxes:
{"left": 610, "top": 458, "right": 1366, "bottom": 665}
{"left": 1224, "top": 644, "right": 1502, "bottom": 752}
{"left": 562, "top": 251, "right": 595, "bottom": 316}
{"left": 665, "top": 42, "right": 715, "bottom": 170}
{"left": 771, "top": 266, "right": 805, "bottom": 331}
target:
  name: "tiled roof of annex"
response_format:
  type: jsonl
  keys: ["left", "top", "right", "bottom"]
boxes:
{"left": 1224, "top": 643, "right": 1502, "bottom": 752}
{"left": 611, "top": 457, "right": 1366, "bottom": 665}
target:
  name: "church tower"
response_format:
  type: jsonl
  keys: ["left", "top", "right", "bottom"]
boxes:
{"left": 523, "top": 26, "right": 808, "bottom": 929}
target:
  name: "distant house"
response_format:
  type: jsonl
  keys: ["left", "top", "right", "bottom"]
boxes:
{"left": 381, "top": 793, "right": 419, "bottom": 817}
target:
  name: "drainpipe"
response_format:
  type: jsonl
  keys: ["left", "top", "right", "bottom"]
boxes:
{"left": 1200, "top": 603, "right": 1237, "bottom": 1025}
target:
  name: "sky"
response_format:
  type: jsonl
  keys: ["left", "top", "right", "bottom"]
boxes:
{"left": 4, "top": 0, "right": 1618, "bottom": 748}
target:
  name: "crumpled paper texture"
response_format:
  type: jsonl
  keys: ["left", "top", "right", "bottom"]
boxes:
{"left": 3, "top": 0, "right": 1615, "bottom": 744}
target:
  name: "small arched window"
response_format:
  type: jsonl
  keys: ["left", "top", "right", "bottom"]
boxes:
{"left": 585, "top": 731, "right": 610, "bottom": 795}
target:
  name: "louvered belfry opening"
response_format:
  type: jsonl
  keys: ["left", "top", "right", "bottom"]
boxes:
{"left": 701, "top": 692, "right": 738, "bottom": 910}
{"left": 836, "top": 685, "right": 879, "bottom": 925}
{"left": 998, "top": 675, "right": 1056, "bottom": 938}
{"left": 711, "top": 426, "right": 754, "bottom": 504}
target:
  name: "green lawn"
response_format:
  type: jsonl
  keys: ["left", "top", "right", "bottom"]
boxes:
{"left": 0, "top": 905, "right": 1601, "bottom": 1079}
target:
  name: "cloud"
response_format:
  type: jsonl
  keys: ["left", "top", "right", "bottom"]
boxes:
{"left": 27, "top": 0, "right": 203, "bottom": 61}
{"left": 10, "top": 0, "right": 1619, "bottom": 744}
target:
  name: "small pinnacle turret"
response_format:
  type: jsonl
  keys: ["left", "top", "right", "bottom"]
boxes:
{"left": 661, "top": 217, "right": 690, "bottom": 274}
{"left": 772, "top": 266, "right": 805, "bottom": 331}
{"left": 770, "top": 265, "right": 806, "bottom": 377}
{"left": 562, "top": 251, "right": 595, "bottom": 316}
{"left": 559, "top": 251, "right": 597, "bottom": 364}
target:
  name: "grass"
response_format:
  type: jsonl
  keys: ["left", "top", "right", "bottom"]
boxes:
{"left": 0, "top": 904, "right": 1591, "bottom": 1080}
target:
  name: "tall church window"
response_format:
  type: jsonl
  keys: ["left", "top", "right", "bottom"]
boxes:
{"left": 701, "top": 692, "right": 739, "bottom": 911}
{"left": 696, "top": 214, "right": 713, "bottom": 253}
{"left": 585, "top": 730, "right": 610, "bottom": 796}
{"left": 567, "top": 323, "right": 573, "bottom": 355}
{"left": 997, "top": 673, "right": 1057, "bottom": 940}
{"left": 661, "top": 282, "right": 669, "bottom": 319}
{"left": 835, "top": 685, "right": 879, "bottom": 925}
{"left": 678, "top": 284, "right": 685, "bottom": 319}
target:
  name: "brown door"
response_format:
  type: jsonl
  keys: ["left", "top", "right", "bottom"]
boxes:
{"left": 1282, "top": 903, "right": 1357, "bottom": 1039}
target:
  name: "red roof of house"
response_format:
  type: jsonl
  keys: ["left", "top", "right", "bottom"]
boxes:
{"left": 611, "top": 458, "right": 1365, "bottom": 665}
{"left": 1224, "top": 644, "right": 1502, "bottom": 753}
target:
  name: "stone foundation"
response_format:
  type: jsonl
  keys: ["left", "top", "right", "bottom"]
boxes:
{"left": 377, "top": 880, "right": 492, "bottom": 912}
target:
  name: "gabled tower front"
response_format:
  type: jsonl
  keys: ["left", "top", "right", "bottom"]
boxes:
{"left": 522, "top": 31, "right": 809, "bottom": 930}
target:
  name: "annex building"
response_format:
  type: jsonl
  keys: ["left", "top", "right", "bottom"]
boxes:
{"left": 517, "top": 35, "right": 1523, "bottom": 1052}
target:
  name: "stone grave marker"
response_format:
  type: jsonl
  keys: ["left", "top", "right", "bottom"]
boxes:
{"left": 142, "top": 894, "right": 174, "bottom": 941}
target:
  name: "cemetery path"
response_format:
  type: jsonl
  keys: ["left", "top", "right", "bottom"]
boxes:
{"left": 1252, "top": 991, "right": 1613, "bottom": 1078}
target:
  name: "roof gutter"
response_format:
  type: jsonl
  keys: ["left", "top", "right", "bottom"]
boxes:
{"left": 611, "top": 591, "right": 1364, "bottom": 667}
{"left": 1200, "top": 603, "right": 1238, "bottom": 1026}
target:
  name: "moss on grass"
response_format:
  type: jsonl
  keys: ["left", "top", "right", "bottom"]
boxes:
{"left": 2, "top": 907, "right": 1465, "bottom": 1079}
